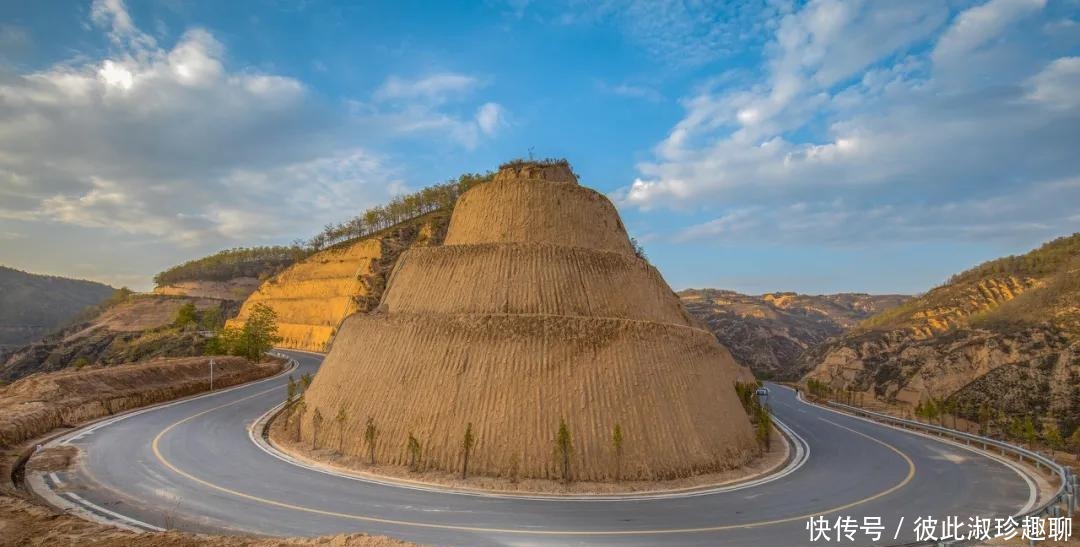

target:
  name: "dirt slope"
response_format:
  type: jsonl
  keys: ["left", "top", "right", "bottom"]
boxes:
{"left": 800, "top": 233, "right": 1080, "bottom": 435}
{"left": 679, "top": 289, "right": 907, "bottom": 379}
{"left": 0, "top": 295, "right": 236, "bottom": 383}
{"left": 0, "top": 356, "right": 278, "bottom": 450}
{"left": 227, "top": 212, "right": 450, "bottom": 352}
{"left": 298, "top": 161, "right": 757, "bottom": 482}
{"left": 152, "top": 278, "right": 262, "bottom": 301}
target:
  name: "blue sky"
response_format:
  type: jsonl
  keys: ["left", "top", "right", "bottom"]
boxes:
{"left": 0, "top": 0, "right": 1078, "bottom": 294}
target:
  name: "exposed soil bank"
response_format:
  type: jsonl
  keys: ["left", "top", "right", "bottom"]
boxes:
{"left": 269, "top": 408, "right": 789, "bottom": 496}
{"left": 0, "top": 356, "right": 281, "bottom": 450}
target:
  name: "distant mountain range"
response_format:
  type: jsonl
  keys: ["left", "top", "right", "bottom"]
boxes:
{"left": 679, "top": 289, "right": 907, "bottom": 379}
{"left": 0, "top": 266, "right": 115, "bottom": 358}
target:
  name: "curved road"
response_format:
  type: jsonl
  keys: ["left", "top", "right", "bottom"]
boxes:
{"left": 35, "top": 350, "right": 1036, "bottom": 545}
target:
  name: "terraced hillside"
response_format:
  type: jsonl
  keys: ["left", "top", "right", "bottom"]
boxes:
{"left": 800, "top": 233, "right": 1080, "bottom": 435}
{"left": 227, "top": 212, "right": 451, "bottom": 352}
{"left": 297, "top": 161, "right": 758, "bottom": 483}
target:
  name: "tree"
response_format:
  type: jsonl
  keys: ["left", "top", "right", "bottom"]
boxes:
{"left": 611, "top": 424, "right": 624, "bottom": 481}
{"left": 335, "top": 407, "right": 347, "bottom": 453}
{"left": 407, "top": 433, "right": 421, "bottom": 471}
{"left": 1044, "top": 420, "right": 1064, "bottom": 457}
{"left": 755, "top": 405, "right": 772, "bottom": 451}
{"left": 508, "top": 453, "right": 520, "bottom": 484}
{"left": 1022, "top": 416, "right": 1038, "bottom": 448}
{"left": 978, "top": 403, "right": 991, "bottom": 435}
{"left": 293, "top": 400, "right": 307, "bottom": 442}
{"left": 311, "top": 408, "right": 324, "bottom": 450}
{"left": 237, "top": 303, "right": 281, "bottom": 361}
{"left": 364, "top": 416, "right": 379, "bottom": 465}
{"left": 556, "top": 418, "right": 573, "bottom": 483}
{"left": 300, "top": 372, "right": 313, "bottom": 391}
{"left": 1069, "top": 428, "right": 1080, "bottom": 461}
{"left": 286, "top": 375, "right": 297, "bottom": 403}
{"left": 461, "top": 423, "right": 475, "bottom": 479}
{"left": 173, "top": 302, "right": 198, "bottom": 328}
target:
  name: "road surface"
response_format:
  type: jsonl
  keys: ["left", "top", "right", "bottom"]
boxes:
{"left": 34, "top": 350, "right": 1037, "bottom": 545}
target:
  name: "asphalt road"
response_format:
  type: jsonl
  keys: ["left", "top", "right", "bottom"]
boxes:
{"left": 37, "top": 350, "right": 1036, "bottom": 546}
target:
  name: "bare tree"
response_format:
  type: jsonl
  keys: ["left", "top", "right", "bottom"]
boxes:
{"left": 611, "top": 424, "right": 624, "bottom": 481}
{"left": 407, "top": 433, "right": 421, "bottom": 472}
{"left": 364, "top": 416, "right": 379, "bottom": 465}
{"left": 556, "top": 418, "right": 573, "bottom": 483}
{"left": 311, "top": 408, "right": 323, "bottom": 450}
{"left": 293, "top": 400, "right": 307, "bottom": 442}
{"left": 461, "top": 423, "right": 475, "bottom": 479}
{"left": 335, "top": 407, "right": 347, "bottom": 453}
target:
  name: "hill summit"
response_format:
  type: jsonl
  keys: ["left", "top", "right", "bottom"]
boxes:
{"left": 299, "top": 160, "right": 758, "bottom": 481}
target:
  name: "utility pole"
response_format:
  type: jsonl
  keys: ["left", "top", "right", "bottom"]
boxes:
{"left": 209, "top": 359, "right": 215, "bottom": 391}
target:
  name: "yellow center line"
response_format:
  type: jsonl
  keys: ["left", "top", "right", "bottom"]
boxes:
{"left": 150, "top": 390, "right": 917, "bottom": 536}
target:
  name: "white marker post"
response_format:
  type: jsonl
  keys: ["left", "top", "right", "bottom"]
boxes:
{"left": 209, "top": 359, "right": 215, "bottom": 391}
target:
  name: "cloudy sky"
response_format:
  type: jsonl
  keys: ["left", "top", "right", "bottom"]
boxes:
{"left": 0, "top": 0, "right": 1077, "bottom": 294}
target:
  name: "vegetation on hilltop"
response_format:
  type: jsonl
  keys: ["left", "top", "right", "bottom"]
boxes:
{"left": 154, "top": 172, "right": 493, "bottom": 287}
{"left": 154, "top": 246, "right": 311, "bottom": 287}
{"left": 859, "top": 233, "right": 1080, "bottom": 334}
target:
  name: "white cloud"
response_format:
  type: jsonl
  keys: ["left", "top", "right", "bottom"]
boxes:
{"left": 357, "top": 73, "right": 507, "bottom": 149}
{"left": 475, "top": 102, "right": 506, "bottom": 136}
{"left": 374, "top": 73, "right": 480, "bottom": 103}
{"left": 932, "top": 0, "right": 1045, "bottom": 66}
{"left": 619, "top": 0, "right": 1079, "bottom": 247}
{"left": 1028, "top": 56, "right": 1080, "bottom": 109}
{"left": 0, "top": 0, "right": 399, "bottom": 252}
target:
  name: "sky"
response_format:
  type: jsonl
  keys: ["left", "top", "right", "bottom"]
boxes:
{"left": 0, "top": 0, "right": 1077, "bottom": 294}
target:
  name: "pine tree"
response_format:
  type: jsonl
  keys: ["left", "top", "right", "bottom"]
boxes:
{"left": 1044, "top": 420, "right": 1064, "bottom": 457}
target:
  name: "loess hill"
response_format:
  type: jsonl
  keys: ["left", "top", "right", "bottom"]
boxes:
{"left": 800, "top": 233, "right": 1080, "bottom": 435}
{"left": 227, "top": 212, "right": 450, "bottom": 352}
{"left": 298, "top": 161, "right": 758, "bottom": 482}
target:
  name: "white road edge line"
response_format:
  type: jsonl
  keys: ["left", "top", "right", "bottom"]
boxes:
{"left": 27, "top": 352, "right": 300, "bottom": 533}
{"left": 791, "top": 387, "right": 1040, "bottom": 516}
{"left": 245, "top": 399, "right": 811, "bottom": 502}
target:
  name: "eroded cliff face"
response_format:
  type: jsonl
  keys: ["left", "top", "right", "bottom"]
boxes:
{"left": 800, "top": 233, "right": 1080, "bottom": 432}
{"left": 679, "top": 289, "right": 906, "bottom": 379}
{"left": 227, "top": 212, "right": 450, "bottom": 352}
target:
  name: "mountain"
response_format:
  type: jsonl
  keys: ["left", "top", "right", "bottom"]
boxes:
{"left": 0, "top": 266, "right": 115, "bottom": 357}
{"left": 0, "top": 291, "right": 238, "bottom": 382}
{"left": 800, "top": 233, "right": 1080, "bottom": 435}
{"left": 679, "top": 289, "right": 907, "bottom": 379}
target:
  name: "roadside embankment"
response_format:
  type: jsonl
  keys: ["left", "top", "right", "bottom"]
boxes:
{"left": 0, "top": 356, "right": 280, "bottom": 452}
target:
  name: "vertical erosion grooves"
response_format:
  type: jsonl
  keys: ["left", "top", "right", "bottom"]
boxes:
{"left": 228, "top": 239, "right": 384, "bottom": 352}
{"left": 444, "top": 179, "right": 635, "bottom": 255}
{"left": 381, "top": 243, "right": 696, "bottom": 326}
{"left": 299, "top": 313, "right": 758, "bottom": 482}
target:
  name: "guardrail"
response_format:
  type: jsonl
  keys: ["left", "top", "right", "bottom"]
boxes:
{"left": 826, "top": 400, "right": 1076, "bottom": 546}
